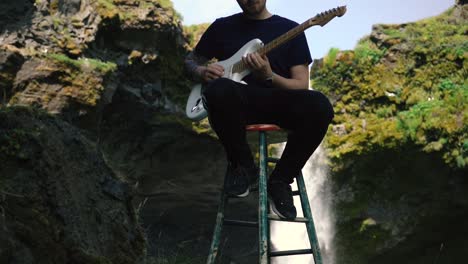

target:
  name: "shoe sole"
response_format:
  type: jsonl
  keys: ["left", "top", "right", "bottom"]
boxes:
{"left": 228, "top": 188, "right": 249, "bottom": 198}
{"left": 228, "top": 179, "right": 257, "bottom": 197}
{"left": 268, "top": 196, "right": 294, "bottom": 220}
{"left": 268, "top": 197, "right": 285, "bottom": 218}
{"left": 236, "top": 188, "right": 249, "bottom": 198}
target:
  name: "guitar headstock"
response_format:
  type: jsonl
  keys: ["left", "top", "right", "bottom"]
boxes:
{"left": 313, "top": 6, "right": 347, "bottom": 27}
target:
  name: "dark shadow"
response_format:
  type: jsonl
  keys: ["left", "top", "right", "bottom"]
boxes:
{"left": 0, "top": 0, "right": 35, "bottom": 36}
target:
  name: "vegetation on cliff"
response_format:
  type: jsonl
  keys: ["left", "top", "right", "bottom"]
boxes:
{"left": 311, "top": 6, "right": 467, "bottom": 169}
{"left": 183, "top": 23, "right": 211, "bottom": 50}
{"left": 310, "top": 4, "right": 468, "bottom": 263}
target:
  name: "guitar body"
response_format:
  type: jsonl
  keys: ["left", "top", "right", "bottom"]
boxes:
{"left": 185, "top": 39, "right": 264, "bottom": 121}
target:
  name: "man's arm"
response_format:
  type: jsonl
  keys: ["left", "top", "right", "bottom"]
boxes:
{"left": 184, "top": 51, "right": 208, "bottom": 80}
{"left": 243, "top": 53, "right": 309, "bottom": 90}
{"left": 271, "top": 64, "right": 309, "bottom": 90}
{"left": 185, "top": 51, "right": 225, "bottom": 82}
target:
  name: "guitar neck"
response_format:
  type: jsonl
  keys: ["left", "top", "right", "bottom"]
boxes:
{"left": 232, "top": 19, "right": 313, "bottom": 73}
{"left": 232, "top": 6, "right": 346, "bottom": 74}
{"left": 258, "top": 19, "right": 313, "bottom": 56}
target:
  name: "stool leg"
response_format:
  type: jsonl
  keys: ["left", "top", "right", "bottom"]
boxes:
{"left": 296, "top": 172, "right": 323, "bottom": 264}
{"left": 258, "top": 131, "right": 270, "bottom": 264}
{"left": 207, "top": 183, "right": 228, "bottom": 264}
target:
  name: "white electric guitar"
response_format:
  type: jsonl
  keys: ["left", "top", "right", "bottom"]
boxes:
{"left": 186, "top": 6, "right": 347, "bottom": 121}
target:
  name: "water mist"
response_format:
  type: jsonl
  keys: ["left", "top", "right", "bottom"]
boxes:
{"left": 270, "top": 144, "right": 335, "bottom": 264}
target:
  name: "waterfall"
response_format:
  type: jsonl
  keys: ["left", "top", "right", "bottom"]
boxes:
{"left": 270, "top": 144, "right": 335, "bottom": 264}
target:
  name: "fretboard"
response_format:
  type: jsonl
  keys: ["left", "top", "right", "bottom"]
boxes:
{"left": 232, "top": 18, "right": 314, "bottom": 74}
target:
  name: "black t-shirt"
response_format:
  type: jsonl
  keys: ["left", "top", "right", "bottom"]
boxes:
{"left": 194, "top": 13, "right": 312, "bottom": 84}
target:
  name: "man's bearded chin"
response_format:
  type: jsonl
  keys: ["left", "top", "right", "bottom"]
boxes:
{"left": 240, "top": 0, "right": 266, "bottom": 16}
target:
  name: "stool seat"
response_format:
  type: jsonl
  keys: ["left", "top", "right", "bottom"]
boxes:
{"left": 246, "top": 124, "right": 281, "bottom": 131}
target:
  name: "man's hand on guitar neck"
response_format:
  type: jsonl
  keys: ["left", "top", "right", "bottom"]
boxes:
{"left": 242, "top": 52, "right": 273, "bottom": 82}
{"left": 243, "top": 52, "right": 309, "bottom": 90}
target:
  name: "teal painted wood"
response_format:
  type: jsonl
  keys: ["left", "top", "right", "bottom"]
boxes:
{"left": 296, "top": 172, "right": 323, "bottom": 264}
{"left": 206, "top": 186, "right": 228, "bottom": 264}
{"left": 206, "top": 128, "right": 325, "bottom": 263}
{"left": 258, "top": 131, "right": 270, "bottom": 264}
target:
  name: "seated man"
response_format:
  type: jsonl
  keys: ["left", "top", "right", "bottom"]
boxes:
{"left": 184, "top": 0, "right": 334, "bottom": 219}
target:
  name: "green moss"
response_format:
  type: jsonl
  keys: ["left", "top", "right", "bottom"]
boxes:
{"left": 49, "top": 0, "right": 59, "bottom": 14}
{"left": 97, "top": 0, "right": 115, "bottom": 9}
{"left": 157, "top": 0, "right": 174, "bottom": 9}
{"left": 183, "top": 23, "right": 210, "bottom": 50}
{"left": 354, "top": 38, "right": 386, "bottom": 64}
{"left": 96, "top": 0, "right": 118, "bottom": 17}
{"left": 94, "top": 0, "right": 183, "bottom": 23}
{"left": 13, "top": 55, "right": 113, "bottom": 107}
{"left": 359, "top": 218, "right": 377, "bottom": 233}
{"left": 51, "top": 16, "right": 62, "bottom": 30}
{"left": 324, "top": 47, "right": 340, "bottom": 67}
{"left": 382, "top": 28, "right": 404, "bottom": 39}
{"left": 311, "top": 5, "right": 467, "bottom": 169}
{"left": 157, "top": 0, "right": 183, "bottom": 21}
{"left": 46, "top": 54, "right": 117, "bottom": 74}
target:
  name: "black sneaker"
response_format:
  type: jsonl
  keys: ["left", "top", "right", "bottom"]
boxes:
{"left": 268, "top": 179, "right": 297, "bottom": 219}
{"left": 225, "top": 163, "right": 257, "bottom": 198}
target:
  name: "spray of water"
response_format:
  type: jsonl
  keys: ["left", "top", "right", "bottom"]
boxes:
{"left": 270, "top": 144, "right": 335, "bottom": 264}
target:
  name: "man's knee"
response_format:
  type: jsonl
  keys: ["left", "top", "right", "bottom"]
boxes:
{"left": 302, "top": 91, "right": 334, "bottom": 125}
{"left": 317, "top": 92, "right": 334, "bottom": 124}
{"left": 203, "top": 78, "right": 235, "bottom": 102}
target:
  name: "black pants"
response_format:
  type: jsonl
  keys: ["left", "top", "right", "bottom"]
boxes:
{"left": 203, "top": 78, "right": 334, "bottom": 184}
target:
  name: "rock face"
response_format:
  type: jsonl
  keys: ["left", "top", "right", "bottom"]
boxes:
{"left": 0, "top": 107, "right": 146, "bottom": 263}
{"left": 0, "top": 1, "right": 209, "bottom": 263}
{"left": 0, "top": 0, "right": 189, "bottom": 129}
{"left": 311, "top": 3, "right": 468, "bottom": 264}
{"left": 0, "top": 1, "right": 257, "bottom": 263}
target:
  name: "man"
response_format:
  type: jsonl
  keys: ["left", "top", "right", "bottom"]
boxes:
{"left": 184, "top": 0, "right": 334, "bottom": 219}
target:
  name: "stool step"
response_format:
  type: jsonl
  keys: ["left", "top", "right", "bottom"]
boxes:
{"left": 268, "top": 214, "right": 309, "bottom": 223}
{"left": 224, "top": 219, "right": 258, "bottom": 227}
{"left": 269, "top": 248, "right": 313, "bottom": 257}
